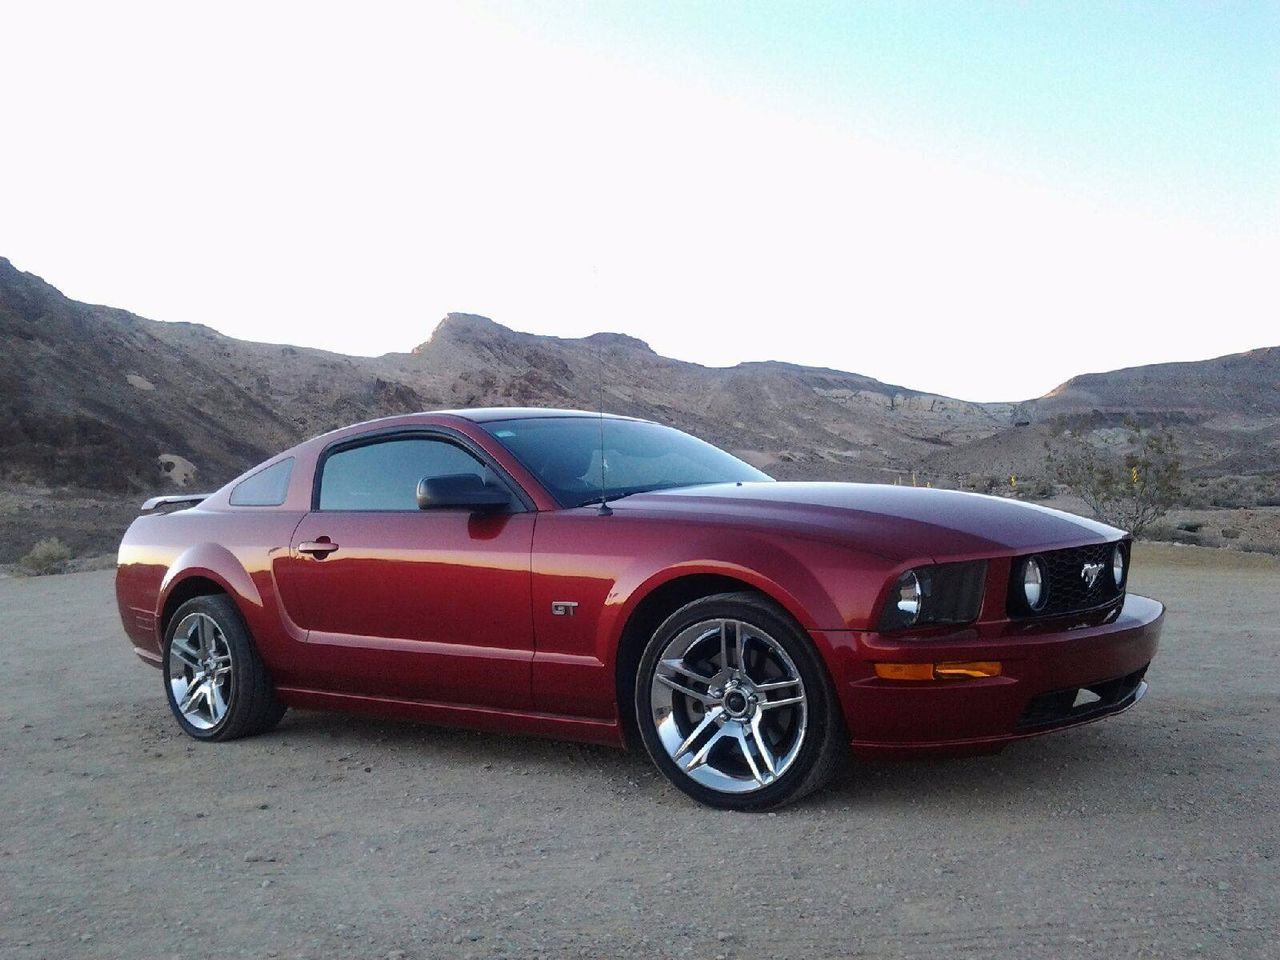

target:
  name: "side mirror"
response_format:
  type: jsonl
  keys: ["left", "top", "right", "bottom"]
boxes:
{"left": 416, "top": 473, "right": 511, "bottom": 512}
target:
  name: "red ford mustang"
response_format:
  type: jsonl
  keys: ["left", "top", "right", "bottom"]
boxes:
{"left": 116, "top": 408, "right": 1163, "bottom": 809}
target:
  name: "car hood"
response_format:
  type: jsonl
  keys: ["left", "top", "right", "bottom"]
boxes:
{"left": 611, "top": 482, "right": 1124, "bottom": 563}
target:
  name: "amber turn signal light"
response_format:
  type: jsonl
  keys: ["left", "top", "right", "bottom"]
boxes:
{"left": 874, "top": 661, "right": 1002, "bottom": 681}
{"left": 873, "top": 662, "right": 936, "bottom": 681}
{"left": 934, "top": 661, "right": 1002, "bottom": 679}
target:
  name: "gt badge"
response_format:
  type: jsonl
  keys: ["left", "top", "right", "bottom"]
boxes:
{"left": 551, "top": 601, "right": 579, "bottom": 617}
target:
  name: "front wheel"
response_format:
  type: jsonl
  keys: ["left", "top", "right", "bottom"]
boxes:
{"left": 634, "top": 592, "right": 846, "bottom": 810}
{"left": 163, "top": 594, "right": 287, "bottom": 741}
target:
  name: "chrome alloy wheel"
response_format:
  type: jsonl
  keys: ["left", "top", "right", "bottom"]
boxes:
{"left": 167, "top": 612, "right": 233, "bottom": 730}
{"left": 649, "top": 618, "right": 808, "bottom": 794}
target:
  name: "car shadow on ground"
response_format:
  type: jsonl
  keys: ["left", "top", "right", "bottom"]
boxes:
{"left": 268, "top": 706, "right": 1213, "bottom": 814}
{"left": 811, "top": 716, "right": 1220, "bottom": 816}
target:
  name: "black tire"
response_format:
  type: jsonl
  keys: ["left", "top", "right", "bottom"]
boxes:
{"left": 162, "top": 594, "right": 287, "bottom": 741}
{"left": 633, "top": 591, "right": 846, "bottom": 810}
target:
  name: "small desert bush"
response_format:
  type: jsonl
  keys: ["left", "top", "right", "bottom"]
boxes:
{"left": 20, "top": 537, "right": 73, "bottom": 576}
{"left": 1142, "top": 523, "right": 1199, "bottom": 546}
{"left": 1044, "top": 424, "right": 1182, "bottom": 535}
{"left": 1183, "top": 474, "right": 1280, "bottom": 510}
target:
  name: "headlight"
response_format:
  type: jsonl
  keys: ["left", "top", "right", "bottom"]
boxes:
{"left": 895, "top": 570, "right": 922, "bottom": 625}
{"left": 878, "top": 561, "right": 987, "bottom": 632}
{"left": 1021, "top": 557, "right": 1046, "bottom": 611}
{"left": 1111, "top": 543, "right": 1126, "bottom": 589}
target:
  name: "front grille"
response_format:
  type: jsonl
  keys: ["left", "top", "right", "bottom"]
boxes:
{"left": 1008, "top": 541, "right": 1125, "bottom": 619}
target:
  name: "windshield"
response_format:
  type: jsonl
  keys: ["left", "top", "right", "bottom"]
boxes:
{"left": 483, "top": 417, "right": 772, "bottom": 508}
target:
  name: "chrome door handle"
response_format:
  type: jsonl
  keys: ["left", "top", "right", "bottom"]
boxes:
{"left": 298, "top": 539, "right": 339, "bottom": 557}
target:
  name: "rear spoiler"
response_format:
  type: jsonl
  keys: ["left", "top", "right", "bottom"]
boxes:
{"left": 140, "top": 493, "right": 213, "bottom": 514}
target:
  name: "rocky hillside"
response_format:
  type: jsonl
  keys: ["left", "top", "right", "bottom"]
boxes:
{"left": 1043, "top": 348, "right": 1280, "bottom": 417}
{"left": 2, "top": 255, "right": 1277, "bottom": 500}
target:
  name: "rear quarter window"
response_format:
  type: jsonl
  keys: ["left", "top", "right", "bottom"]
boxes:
{"left": 229, "top": 458, "right": 294, "bottom": 506}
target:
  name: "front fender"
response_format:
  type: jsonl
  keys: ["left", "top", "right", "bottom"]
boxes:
{"left": 596, "top": 530, "right": 890, "bottom": 673}
{"left": 604, "top": 554, "right": 824, "bottom": 651}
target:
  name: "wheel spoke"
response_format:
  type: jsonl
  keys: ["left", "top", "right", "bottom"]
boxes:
{"left": 760, "top": 694, "right": 804, "bottom": 710}
{"left": 195, "top": 616, "right": 214, "bottom": 656}
{"left": 672, "top": 708, "right": 723, "bottom": 761}
{"left": 736, "top": 729, "right": 767, "bottom": 786}
{"left": 654, "top": 673, "right": 714, "bottom": 705}
{"left": 178, "top": 680, "right": 206, "bottom": 714}
{"left": 754, "top": 677, "right": 801, "bottom": 692}
{"left": 208, "top": 680, "right": 227, "bottom": 719}
{"left": 718, "top": 620, "right": 731, "bottom": 671}
{"left": 659, "top": 657, "right": 714, "bottom": 686}
{"left": 734, "top": 624, "right": 747, "bottom": 674}
{"left": 170, "top": 641, "right": 200, "bottom": 671}
{"left": 750, "top": 716, "right": 778, "bottom": 777}
{"left": 683, "top": 726, "right": 730, "bottom": 772}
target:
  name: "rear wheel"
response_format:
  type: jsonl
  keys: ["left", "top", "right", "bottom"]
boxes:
{"left": 634, "top": 592, "right": 845, "bottom": 810}
{"left": 163, "top": 595, "right": 286, "bottom": 741}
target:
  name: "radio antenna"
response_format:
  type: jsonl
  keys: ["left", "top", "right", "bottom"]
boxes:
{"left": 596, "top": 330, "right": 612, "bottom": 516}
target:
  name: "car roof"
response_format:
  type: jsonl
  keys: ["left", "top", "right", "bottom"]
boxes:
{"left": 296, "top": 407, "right": 653, "bottom": 452}
{"left": 438, "top": 407, "right": 645, "bottom": 423}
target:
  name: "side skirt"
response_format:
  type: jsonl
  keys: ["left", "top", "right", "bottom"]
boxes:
{"left": 275, "top": 686, "right": 625, "bottom": 749}
{"left": 134, "top": 647, "right": 163, "bottom": 668}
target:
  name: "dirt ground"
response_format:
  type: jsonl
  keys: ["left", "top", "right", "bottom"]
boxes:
{"left": 1, "top": 544, "right": 1276, "bottom": 960}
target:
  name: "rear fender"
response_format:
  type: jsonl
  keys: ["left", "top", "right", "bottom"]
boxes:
{"left": 154, "top": 545, "right": 272, "bottom": 666}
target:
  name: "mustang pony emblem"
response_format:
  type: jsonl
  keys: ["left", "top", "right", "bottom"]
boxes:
{"left": 1080, "top": 562, "right": 1105, "bottom": 588}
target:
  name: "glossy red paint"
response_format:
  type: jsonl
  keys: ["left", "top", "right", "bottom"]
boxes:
{"left": 274, "top": 509, "right": 536, "bottom": 707}
{"left": 116, "top": 409, "right": 1163, "bottom": 755}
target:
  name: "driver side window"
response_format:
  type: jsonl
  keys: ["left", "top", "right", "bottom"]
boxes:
{"left": 318, "top": 437, "right": 491, "bottom": 511}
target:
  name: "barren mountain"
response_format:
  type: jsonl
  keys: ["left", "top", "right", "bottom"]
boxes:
{"left": 2, "top": 255, "right": 1277, "bottom": 506}
{"left": 1042, "top": 348, "right": 1280, "bottom": 417}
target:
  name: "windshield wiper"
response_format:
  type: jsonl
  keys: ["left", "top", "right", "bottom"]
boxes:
{"left": 575, "top": 483, "right": 707, "bottom": 508}
{"left": 575, "top": 490, "right": 639, "bottom": 508}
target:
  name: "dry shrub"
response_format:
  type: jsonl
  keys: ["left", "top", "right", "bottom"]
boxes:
{"left": 1044, "top": 425, "right": 1182, "bottom": 535}
{"left": 20, "top": 537, "right": 73, "bottom": 576}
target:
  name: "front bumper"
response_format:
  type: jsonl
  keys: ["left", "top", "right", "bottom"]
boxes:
{"left": 825, "top": 593, "right": 1164, "bottom": 758}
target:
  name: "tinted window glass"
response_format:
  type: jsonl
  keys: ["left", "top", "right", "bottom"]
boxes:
{"left": 319, "top": 437, "right": 491, "bottom": 511}
{"left": 229, "top": 458, "right": 294, "bottom": 506}
{"left": 483, "top": 417, "right": 771, "bottom": 507}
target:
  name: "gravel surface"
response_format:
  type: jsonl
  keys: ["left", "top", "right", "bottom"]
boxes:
{"left": 1, "top": 544, "right": 1276, "bottom": 959}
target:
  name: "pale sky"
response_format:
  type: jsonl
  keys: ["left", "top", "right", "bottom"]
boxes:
{"left": 1, "top": 1, "right": 1276, "bottom": 402}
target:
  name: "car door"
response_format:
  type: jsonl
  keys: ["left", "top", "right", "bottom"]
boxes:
{"left": 273, "top": 430, "right": 536, "bottom": 709}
